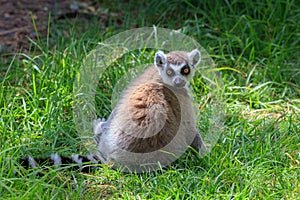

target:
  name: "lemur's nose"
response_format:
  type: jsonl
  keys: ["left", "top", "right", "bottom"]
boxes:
{"left": 173, "top": 76, "right": 186, "bottom": 87}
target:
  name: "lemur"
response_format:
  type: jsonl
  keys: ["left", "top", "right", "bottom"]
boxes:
{"left": 18, "top": 49, "right": 206, "bottom": 173}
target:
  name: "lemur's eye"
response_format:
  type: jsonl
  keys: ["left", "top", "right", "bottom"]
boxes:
{"left": 181, "top": 65, "right": 190, "bottom": 75}
{"left": 166, "top": 69, "right": 174, "bottom": 76}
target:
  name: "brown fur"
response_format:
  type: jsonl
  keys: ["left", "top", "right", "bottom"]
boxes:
{"left": 121, "top": 82, "right": 181, "bottom": 153}
{"left": 129, "top": 83, "right": 167, "bottom": 127}
{"left": 166, "top": 51, "right": 188, "bottom": 65}
{"left": 112, "top": 66, "right": 188, "bottom": 153}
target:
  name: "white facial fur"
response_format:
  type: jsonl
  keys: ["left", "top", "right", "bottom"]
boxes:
{"left": 154, "top": 49, "right": 201, "bottom": 88}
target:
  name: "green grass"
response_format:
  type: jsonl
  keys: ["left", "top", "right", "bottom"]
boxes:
{"left": 1, "top": 0, "right": 300, "bottom": 199}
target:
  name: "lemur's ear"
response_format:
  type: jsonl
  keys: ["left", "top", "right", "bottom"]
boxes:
{"left": 188, "top": 49, "right": 201, "bottom": 67}
{"left": 154, "top": 50, "right": 166, "bottom": 68}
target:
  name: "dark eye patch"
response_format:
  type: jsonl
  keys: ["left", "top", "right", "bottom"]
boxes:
{"left": 166, "top": 69, "right": 174, "bottom": 76}
{"left": 165, "top": 66, "right": 175, "bottom": 76}
{"left": 181, "top": 65, "right": 190, "bottom": 75}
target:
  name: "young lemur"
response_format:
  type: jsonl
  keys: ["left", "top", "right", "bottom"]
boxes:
{"left": 20, "top": 49, "right": 206, "bottom": 173}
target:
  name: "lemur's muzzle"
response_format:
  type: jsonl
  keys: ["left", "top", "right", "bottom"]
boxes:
{"left": 173, "top": 76, "right": 186, "bottom": 87}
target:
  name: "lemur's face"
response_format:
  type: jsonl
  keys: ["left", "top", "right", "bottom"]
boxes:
{"left": 154, "top": 49, "right": 201, "bottom": 88}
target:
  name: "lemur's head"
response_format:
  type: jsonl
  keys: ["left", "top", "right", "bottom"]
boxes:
{"left": 154, "top": 49, "right": 201, "bottom": 88}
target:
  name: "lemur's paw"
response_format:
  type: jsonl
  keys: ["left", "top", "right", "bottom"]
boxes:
{"left": 93, "top": 118, "right": 106, "bottom": 135}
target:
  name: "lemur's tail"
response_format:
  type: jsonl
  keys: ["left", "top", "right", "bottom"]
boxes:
{"left": 17, "top": 153, "right": 99, "bottom": 174}
{"left": 15, "top": 118, "right": 106, "bottom": 175}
